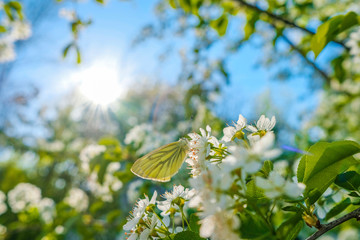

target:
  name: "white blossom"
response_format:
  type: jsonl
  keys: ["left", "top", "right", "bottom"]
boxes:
{"left": 37, "top": 198, "right": 55, "bottom": 223}
{"left": 255, "top": 171, "right": 305, "bottom": 198}
{"left": 64, "top": 188, "right": 89, "bottom": 212}
{"left": 0, "top": 191, "right": 7, "bottom": 215}
{"left": 123, "top": 191, "right": 157, "bottom": 231}
{"left": 222, "top": 114, "right": 247, "bottom": 142}
{"left": 139, "top": 215, "right": 159, "bottom": 240}
{"left": 186, "top": 125, "right": 218, "bottom": 177}
{"left": 8, "top": 183, "right": 42, "bottom": 213}
{"left": 59, "top": 8, "right": 77, "bottom": 21}
{"left": 0, "top": 40, "right": 15, "bottom": 63}
{"left": 8, "top": 20, "right": 32, "bottom": 41}
{"left": 79, "top": 144, "right": 106, "bottom": 173}
{"left": 200, "top": 210, "right": 239, "bottom": 240}
{"left": 246, "top": 115, "right": 276, "bottom": 135}
{"left": 157, "top": 185, "right": 195, "bottom": 216}
{"left": 55, "top": 225, "right": 65, "bottom": 235}
{"left": 222, "top": 132, "right": 281, "bottom": 175}
{"left": 0, "top": 225, "right": 6, "bottom": 237}
{"left": 346, "top": 28, "right": 360, "bottom": 64}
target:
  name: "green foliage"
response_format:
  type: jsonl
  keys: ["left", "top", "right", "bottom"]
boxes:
{"left": 4, "top": 1, "right": 23, "bottom": 21}
{"left": 210, "top": 14, "right": 229, "bottom": 36}
{"left": 173, "top": 230, "right": 205, "bottom": 240}
{"left": 311, "top": 11, "right": 359, "bottom": 58}
{"left": 297, "top": 140, "right": 360, "bottom": 204}
{"left": 276, "top": 212, "right": 303, "bottom": 240}
{"left": 189, "top": 213, "right": 201, "bottom": 233}
{"left": 259, "top": 160, "right": 274, "bottom": 178}
{"left": 325, "top": 198, "right": 351, "bottom": 220}
{"left": 239, "top": 210, "right": 271, "bottom": 239}
{"left": 244, "top": 11, "right": 259, "bottom": 40}
{"left": 246, "top": 180, "right": 265, "bottom": 199}
{"left": 335, "top": 171, "right": 360, "bottom": 191}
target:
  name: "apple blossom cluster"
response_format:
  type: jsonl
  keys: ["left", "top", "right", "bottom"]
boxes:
{"left": 123, "top": 185, "right": 195, "bottom": 240}
{"left": 87, "top": 162, "right": 123, "bottom": 202}
{"left": 7, "top": 183, "right": 55, "bottom": 223}
{"left": 0, "top": 1, "right": 32, "bottom": 63}
{"left": 346, "top": 27, "right": 360, "bottom": 65}
{"left": 64, "top": 188, "right": 89, "bottom": 212}
{"left": 124, "top": 114, "right": 305, "bottom": 240}
{"left": 79, "top": 144, "right": 123, "bottom": 202}
{"left": 125, "top": 123, "right": 179, "bottom": 155}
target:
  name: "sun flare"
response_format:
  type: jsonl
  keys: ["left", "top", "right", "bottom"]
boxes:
{"left": 73, "top": 60, "right": 123, "bottom": 106}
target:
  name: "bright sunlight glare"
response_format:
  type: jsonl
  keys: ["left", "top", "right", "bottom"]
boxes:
{"left": 73, "top": 60, "right": 123, "bottom": 106}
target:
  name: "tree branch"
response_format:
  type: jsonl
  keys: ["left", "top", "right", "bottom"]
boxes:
{"left": 232, "top": 0, "right": 349, "bottom": 50}
{"left": 280, "top": 33, "right": 331, "bottom": 83}
{"left": 306, "top": 207, "right": 360, "bottom": 240}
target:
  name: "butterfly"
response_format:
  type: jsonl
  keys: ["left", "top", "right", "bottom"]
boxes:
{"left": 131, "top": 138, "right": 189, "bottom": 182}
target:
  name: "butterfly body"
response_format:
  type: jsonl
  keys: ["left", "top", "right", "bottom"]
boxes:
{"left": 131, "top": 138, "right": 189, "bottom": 182}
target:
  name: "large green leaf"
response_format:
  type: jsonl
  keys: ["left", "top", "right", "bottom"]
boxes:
{"left": 325, "top": 198, "right": 351, "bottom": 221}
{"left": 189, "top": 213, "right": 200, "bottom": 233}
{"left": 311, "top": 12, "right": 359, "bottom": 58}
{"left": 335, "top": 171, "right": 360, "bottom": 191}
{"left": 297, "top": 141, "right": 360, "bottom": 204}
{"left": 173, "top": 230, "right": 205, "bottom": 240}
{"left": 276, "top": 212, "right": 303, "bottom": 240}
{"left": 239, "top": 210, "right": 271, "bottom": 239}
{"left": 246, "top": 179, "right": 265, "bottom": 199}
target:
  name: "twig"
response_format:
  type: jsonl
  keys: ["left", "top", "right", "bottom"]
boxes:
{"left": 306, "top": 207, "right": 360, "bottom": 240}
{"left": 280, "top": 33, "right": 331, "bottom": 83}
{"left": 232, "top": 0, "right": 349, "bottom": 50}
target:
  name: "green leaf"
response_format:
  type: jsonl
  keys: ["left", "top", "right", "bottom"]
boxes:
{"left": 90, "top": 201, "right": 104, "bottom": 213}
{"left": 95, "top": 0, "right": 105, "bottom": 4}
{"left": 297, "top": 141, "right": 360, "bottom": 204}
{"left": 168, "top": 0, "right": 177, "bottom": 8}
{"left": 75, "top": 45, "right": 81, "bottom": 64}
{"left": 246, "top": 179, "right": 265, "bottom": 199}
{"left": 62, "top": 43, "right": 73, "bottom": 58}
{"left": 189, "top": 214, "right": 200, "bottom": 233}
{"left": 260, "top": 160, "right": 273, "bottom": 177}
{"left": 296, "top": 154, "right": 306, "bottom": 182}
{"left": 311, "top": 12, "right": 359, "bottom": 58}
{"left": 282, "top": 206, "right": 300, "bottom": 212}
{"left": 0, "top": 26, "right": 7, "bottom": 33}
{"left": 276, "top": 212, "right": 303, "bottom": 240}
{"left": 98, "top": 137, "right": 120, "bottom": 146}
{"left": 106, "top": 210, "right": 122, "bottom": 223}
{"left": 173, "top": 230, "right": 205, "bottom": 240}
{"left": 178, "top": 0, "right": 191, "bottom": 13}
{"left": 210, "top": 14, "right": 229, "bottom": 37}
{"left": 239, "top": 210, "right": 270, "bottom": 239}
{"left": 98, "top": 160, "right": 110, "bottom": 184}
{"left": 8, "top": 1, "right": 22, "bottom": 10}
{"left": 4, "top": 5, "right": 14, "bottom": 21}
{"left": 244, "top": 11, "right": 259, "bottom": 40}
{"left": 349, "top": 192, "right": 360, "bottom": 197}
{"left": 335, "top": 171, "right": 360, "bottom": 191}
{"left": 325, "top": 198, "right": 351, "bottom": 220}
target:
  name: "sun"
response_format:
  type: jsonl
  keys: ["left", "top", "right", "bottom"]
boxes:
{"left": 73, "top": 60, "right": 123, "bottom": 106}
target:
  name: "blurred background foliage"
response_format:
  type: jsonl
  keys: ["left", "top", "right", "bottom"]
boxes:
{"left": 0, "top": 0, "right": 359, "bottom": 239}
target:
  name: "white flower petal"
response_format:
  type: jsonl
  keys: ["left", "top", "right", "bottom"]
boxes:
{"left": 200, "top": 215, "right": 216, "bottom": 238}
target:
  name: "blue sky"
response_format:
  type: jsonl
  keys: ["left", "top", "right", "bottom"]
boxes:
{"left": 5, "top": 0, "right": 325, "bottom": 135}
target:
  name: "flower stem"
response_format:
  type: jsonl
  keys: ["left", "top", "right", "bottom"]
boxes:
{"left": 171, "top": 214, "right": 175, "bottom": 234}
{"left": 180, "top": 206, "right": 191, "bottom": 231}
{"left": 153, "top": 211, "right": 172, "bottom": 239}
